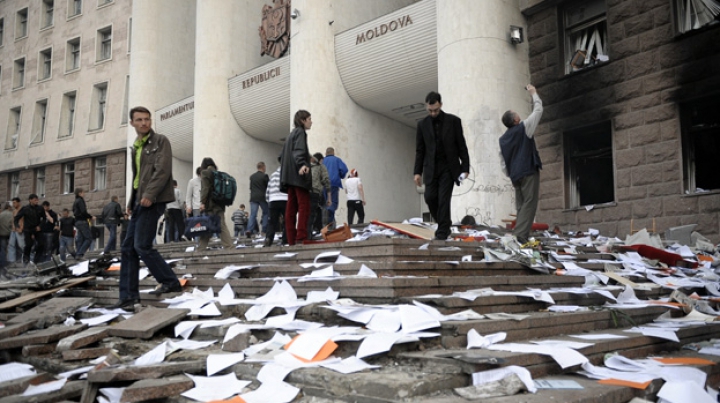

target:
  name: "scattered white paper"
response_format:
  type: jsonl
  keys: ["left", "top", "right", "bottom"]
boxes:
{"left": 467, "top": 329, "right": 506, "bottom": 349}
{"left": 320, "top": 356, "right": 380, "bottom": 374}
{"left": 472, "top": 365, "right": 537, "bottom": 393}
{"left": 70, "top": 260, "right": 90, "bottom": 276}
{"left": 23, "top": 378, "right": 67, "bottom": 396}
{"left": 534, "top": 379, "right": 583, "bottom": 389}
{"left": 207, "top": 352, "right": 245, "bottom": 376}
{"left": 306, "top": 287, "right": 340, "bottom": 303}
{"left": 182, "top": 372, "right": 251, "bottom": 402}
{"left": 0, "top": 363, "right": 36, "bottom": 382}
{"left": 134, "top": 342, "right": 167, "bottom": 366}
{"left": 240, "top": 380, "right": 299, "bottom": 403}
{"left": 356, "top": 332, "right": 405, "bottom": 358}
{"left": 80, "top": 313, "right": 119, "bottom": 326}
{"left": 98, "top": 387, "right": 125, "bottom": 403}
{"left": 570, "top": 333, "right": 628, "bottom": 340}
{"left": 487, "top": 343, "right": 588, "bottom": 369}
{"left": 356, "top": 264, "right": 377, "bottom": 278}
{"left": 657, "top": 380, "right": 716, "bottom": 403}
{"left": 168, "top": 339, "right": 217, "bottom": 351}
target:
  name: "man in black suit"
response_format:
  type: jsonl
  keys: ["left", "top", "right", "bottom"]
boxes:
{"left": 413, "top": 91, "right": 470, "bottom": 240}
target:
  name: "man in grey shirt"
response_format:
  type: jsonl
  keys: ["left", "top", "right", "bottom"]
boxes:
{"left": 499, "top": 84, "right": 544, "bottom": 244}
{"left": 186, "top": 167, "right": 202, "bottom": 217}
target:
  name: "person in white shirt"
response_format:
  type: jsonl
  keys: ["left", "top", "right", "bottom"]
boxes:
{"left": 345, "top": 169, "right": 366, "bottom": 225}
{"left": 186, "top": 167, "right": 202, "bottom": 217}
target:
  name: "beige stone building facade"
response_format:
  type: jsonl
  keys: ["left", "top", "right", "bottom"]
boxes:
{"left": 10, "top": 0, "right": 714, "bottom": 243}
{"left": 0, "top": 0, "right": 131, "bottom": 215}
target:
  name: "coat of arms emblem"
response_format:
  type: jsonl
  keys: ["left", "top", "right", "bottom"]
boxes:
{"left": 259, "top": 0, "right": 291, "bottom": 58}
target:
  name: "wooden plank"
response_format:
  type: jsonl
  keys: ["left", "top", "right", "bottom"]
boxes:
{"left": 0, "top": 325, "right": 87, "bottom": 350}
{"left": 108, "top": 307, "right": 189, "bottom": 339}
{"left": 56, "top": 327, "right": 109, "bottom": 352}
{"left": 8, "top": 297, "right": 94, "bottom": 327}
{"left": 87, "top": 360, "right": 206, "bottom": 383}
{"left": 371, "top": 220, "right": 435, "bottom": 240}
{"left": 120, "top": 376, "right": 194, "bottom": 403}
{"left": 0, "top": 277, "right": 94, "bottom": 312}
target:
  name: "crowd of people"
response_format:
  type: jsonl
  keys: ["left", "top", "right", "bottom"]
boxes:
{"left": 0, "top": 190, "right": 128, "bottom": 279}
{"left": 3, "top": 85, "right": 543, "bottom": 305}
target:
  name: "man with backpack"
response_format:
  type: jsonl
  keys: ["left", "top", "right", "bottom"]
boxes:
{"left": 198, "top": 157, "right": 234, "bottom": 250}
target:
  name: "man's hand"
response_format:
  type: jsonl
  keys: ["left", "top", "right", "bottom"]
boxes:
{"left": 186, "top": 207, "right": 192, "bottom": 215}
{"left": 140, "top": 197, "right": 152, "bottom": 207}
{"left": 299, "top": 166, "right": 309, "bottom": 175}
{"left": 200, "top": 203, "right": 205, "bottom": 211}
{"left": 413, "top": 174, "right": 422, "bottom": 187}
{"left": 326, "top": 200, "right": 332, "bottom": 206}
{"left": 526, "top": 84, "right": 537, "bottom": 96}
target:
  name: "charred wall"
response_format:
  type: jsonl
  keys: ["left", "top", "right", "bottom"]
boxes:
{"left": 525, "top": 0, "right": 720, "bottom": 241}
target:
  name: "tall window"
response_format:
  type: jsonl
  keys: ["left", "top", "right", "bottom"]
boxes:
{"left": 32, "top": 100, "right": 48, "bottom": 144}
{"left": 59, "top": 91, "right": 77, "bottom": 138}
{"left": 562, "top": 0, "right": 609, "bottom": 74}
{"left": 121, "top": 75, "right": 130, "bottom": 125}
{"left": 69, "top": 0, "right": 82, "bottom": 17}
{"left": 94, "top": 156, "right": 107, "bottom": 190}
{"left": 42, "top": 0, "right": 54, "bottom": 29}
{"left": 39, "top": 48, "right": 52, "bottom": 80}
{"left": 564, "top": 121, "right": 615, "bottom": 208}
{"left": 5, "top": 107, "right": 21, "bottom": 150}
{"left": 63, "top": 163, "right": 75, "bottom": 194}
{"left": 16, "top": 8, "right": 28, "bottom": 39}
{"left": 97, "top": 26, "right": 112, "bottom": 61}
{"left": 127, "top": 18, "right": 132, "bottom": 53}
{"left": 675, "top": 0, "right": 720, "bottom": 34}
{"left": 13, "top": 57, "right": 25, "bottom": 89}
{"left": 66, "top": 37, "right": 81, "bottom": 71}
{"left": 10, "top": 172, "right": 20, "bottom": 198}
{"left": 681, "top": 96, "right": 720, "bottom": 193}
{"left": 35, "top": 167, "right": 46, "bottom": 197}
{"left": 98, "top": 0, "right": 114, "bottom": 6}
{"left": 90, "top": 82, "right": 108, "bottom": 130}
{"left": 0, "top": 18, "right": 4, "bottom": 46}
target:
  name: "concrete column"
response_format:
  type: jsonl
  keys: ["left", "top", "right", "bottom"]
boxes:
{"left": 290, "top": 0, "right": 419, "bottom": 223}
{"left": 437, "top": 0, "right": 530, "bottom": 226}
{"left": 194, "top": 0, "right": 281, "bottom": 224}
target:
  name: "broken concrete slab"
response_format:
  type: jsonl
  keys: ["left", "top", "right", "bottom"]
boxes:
{"left": 120, "top": 375, "right": 194, "bottom": 403}
{"left": 87, "top": 360, "right": 206, "bottom": 383}
{"left": 108, "top": 307, "right": 189, "bottom": 339}
{"left": 22, "top": 343, "right": 58, "bottom": 357}
{"left": 0, "top": 277, "right": 94, "bottom": 312}
{"left": 0, "top": 324, "right": 87, "bottom": 350}
{"left": 0, "top": 374, "right": 55, "bottom": 398}
{"left": 7, "top": 297, "right": 94, "bottom": 328}
{"left": 56, "top": 327, "right": 110, "bottom": 352}
{"left": 0, "top": 321, "right": 37, "bottom": 340}
{"left": 222, "top": 331, "right": 250, "bottom": 352}
{"left": 0, "top": 380, "right": 84, "bottom": 403}
{"left": 61, "top": 347, "right": 112, "bottom": 361}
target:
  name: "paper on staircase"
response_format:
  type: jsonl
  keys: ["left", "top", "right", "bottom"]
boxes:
{"left": 181, "top": 372, "right": 251, "bottom": 402}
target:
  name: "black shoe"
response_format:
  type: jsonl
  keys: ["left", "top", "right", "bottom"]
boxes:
{"left": 148, "top": 282, "right": 183, "bottom": 295}
{"left": 108, "top": 298, "right": 140, "bottom": 310}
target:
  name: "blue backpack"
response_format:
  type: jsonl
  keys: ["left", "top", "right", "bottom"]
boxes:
{"left": 212, "top": 171, "right": 237, "bottom": 206}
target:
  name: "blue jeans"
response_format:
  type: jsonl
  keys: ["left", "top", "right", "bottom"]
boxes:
{"left": 104, "top": 223, "right": 117, "bottom": 253}
{"left": 119, "top": 202, "right": 179, "bottom": 301}
{"left": 246, "top": 201, "right": 269, "bottom": 234}
{"left": 0, "top": 236, "right": 8, "bottom": 269}
{"left": 8, "top": 231, "right": 25, "bottom": 263}
{"left": 59, "top": 235, "right": 75, "bottom": 260}
{"left": 75, "top": 220, "right": 93, "bottom": 257}
{"left": 327, "top": 186, "right": 340, "bottom": 224}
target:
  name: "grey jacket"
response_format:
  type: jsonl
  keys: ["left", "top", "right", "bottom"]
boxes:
{"left": 128, "top": 130, "right": 175, "bottom": 209}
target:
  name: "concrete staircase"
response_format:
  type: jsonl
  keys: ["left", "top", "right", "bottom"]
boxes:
{"left": 2, "top": 235, "right": 719, "bottom": 403}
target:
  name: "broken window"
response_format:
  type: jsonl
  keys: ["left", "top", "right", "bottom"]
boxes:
{"left": 564, "top": 121, "right": 615, "bottom": 208}
{"left": 563, "top": 0, "right": 609, "bottom": 74}
{"left": 681, "top": 96, "right": 720, "bottom": 193}
{"left": 675, "top": 0, "right": 720, "bottom": 33}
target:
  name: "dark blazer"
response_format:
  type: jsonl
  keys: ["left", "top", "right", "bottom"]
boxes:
{"left": 280, "top": 126, "right": 312, "bottom": 191}
{"left": 413, "top": 111, "right": 470, "bottom": 185}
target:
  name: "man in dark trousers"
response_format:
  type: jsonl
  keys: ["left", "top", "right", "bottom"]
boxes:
{"left": 246, "top": 162, "right": 269, "bottom": 237}
{"left": 110, "top": 106, "right": 182, "bottom": 310}
{"left": 40, "top": 201, "right": 59, "bottom": 261}
{"left": 499, "top": 84, "right": 544, "bottom": 244}
{"left": 101, "top": 195, "right": 123, "bottom": 254}
{"left": 14, "top": 194, "right": 46, "bottom": 266}
{"left": 413, "top": 91, "right": 470, "bottom": 240}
